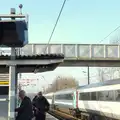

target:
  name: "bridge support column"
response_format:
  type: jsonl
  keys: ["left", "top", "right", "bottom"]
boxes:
{"left": 15, "top": 72, "right": 18, "bottom": 108}
{"left": 88, "top": 66, "right": 90, "bottom": 84}
{"left": 8, "top": 48, "right": 17, "bottom": 120}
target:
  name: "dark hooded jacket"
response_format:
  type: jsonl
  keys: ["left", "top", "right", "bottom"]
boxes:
{"left": 32, "top": 95, "right": 38, "bottom": 107}
{"left": 33, "top": 96, "right": 50, "bottom": 114}
{"left": 15, "top": 96, "right": 33, "bottom": 120}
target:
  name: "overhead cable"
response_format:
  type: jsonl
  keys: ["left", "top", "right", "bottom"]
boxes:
{"left": 44, "top": 0, "right": 67, "bottom": 53}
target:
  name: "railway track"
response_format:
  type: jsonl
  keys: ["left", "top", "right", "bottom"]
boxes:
{"left": 48, "top": 110, "right": 81, "bottom": 120}
{"left": 48, "top": 111, "right": 66, "bottom": 120}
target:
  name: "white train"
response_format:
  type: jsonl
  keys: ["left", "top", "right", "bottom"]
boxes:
{"left": 44, "top": 79, "right": 120, "bottom": 120}
{"left": 44, "top": 92, "right": 54, "bottom": 105}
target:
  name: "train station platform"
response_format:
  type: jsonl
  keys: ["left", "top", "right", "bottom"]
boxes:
{"left": 46, "top": 113, "right": 58, "bottom": 120}
{"left": 32, "top": 113, "right": 58, "bottom": 120}
{"left": 0, "top": 94, "right": 58, "bottom": 120}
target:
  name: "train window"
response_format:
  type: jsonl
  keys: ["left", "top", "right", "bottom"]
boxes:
{"left": 80, "top": 92, "right": 90, "bottom": 100}
{"left": 56, "top": 94, "right": 63, "bottom": 100}
{"left": 98, "top": 91, "right": 104, "bottom": 101}
{"left": 55, "top": 94, "right": 73, "bottom": 100}
{"left": 103, "top": 91, "right": 109, "bottom": 101}
{"left": 91, "top": 92, "right": 97, "bottom": 100}
{"left": 46, "top": 95, "right": 52, "bottom": 99}
{"left": 55, "top": 95, "right": 60, "bottom": 99}
{"left": 97, "top": 91, "right": 114, "bottom": 101}
{"left": 115, "top": 90, "right": 120, "bottom": 101}
{"left": 107, "top": 91, "right": 114, "bottom": 101}
{"left": 78, "top": 90, "right": 115, "bottom": 101}
{"left": 67, "top": 94, "right": 73, "bottom": 100}
{"left": 61, "top": 94, "right": 66, "bottom": 99}
{"left": 65, "top": 94, "right": 68, "bottom": 99}
{"left": 56, "top": 95, "right": 59, "bottom": 99}
{"left": 59, "top": 95, "right": 61, "bottom": 99}
{"left": 0, "top": 86, "right": 9, "bottom": 95}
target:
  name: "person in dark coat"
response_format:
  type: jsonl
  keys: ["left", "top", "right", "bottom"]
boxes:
{"left": 32, "top": 95, "right": 38, "bottom": 117}
{"left": 33, "top": 91, "right": 50, "bottom": 120}
{"left": 15, "top": 90, "right": 33, "bottom": 120}
{"left": 32, "top": 95, "right": 38, "bottom": 106}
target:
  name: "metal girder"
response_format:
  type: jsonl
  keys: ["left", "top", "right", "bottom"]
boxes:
{"left": 60, "top": 60, "right": 120, "bottom": 67}
{"left": 0, "top": 65, "right": 59, "bottom": 73}
{"left": 0, "top": 62, "right": 62, "bottom": 73}
{"left": 0, "top": 59, "right": 63, "bottom": 65}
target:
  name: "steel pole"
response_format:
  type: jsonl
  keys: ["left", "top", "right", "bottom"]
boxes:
{"left": 88, "top": 66, "right": 90, "bottom": 85}
{"left": 8, "top": 8, "right": 17, "bottom": 120}
{"left": 8, "top": 48, "right": 17, "bottom": 120}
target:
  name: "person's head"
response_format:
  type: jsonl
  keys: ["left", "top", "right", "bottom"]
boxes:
{"left": 37, "top": 91, "right": 43, "bottom": 99}
{"left": 19, "top": 90, "right": 26, "bottom": 100}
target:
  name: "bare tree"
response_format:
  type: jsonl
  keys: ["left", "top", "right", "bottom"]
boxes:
{"left": 97, "top": 68, "right": 104, "bottom": 82}
{"left": 98, "top": 28, "right": 120, "bottom": 81}
{"left": 45, "top": 75, "right": 79, "bottom": 93}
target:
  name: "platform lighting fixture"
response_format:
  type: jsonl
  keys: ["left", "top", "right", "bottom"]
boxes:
{"left": 19, "top": 4, "right": 23, "bottom": 14}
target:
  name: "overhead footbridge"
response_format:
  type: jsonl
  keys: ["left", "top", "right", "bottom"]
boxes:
{"left": 7, "top": 43, "right": 120, "bottom": 67}
{"left": 1, "top": 43, "right": 120, "bottom": 67}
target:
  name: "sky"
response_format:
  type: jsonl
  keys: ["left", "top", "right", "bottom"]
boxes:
{"left": 1, "top": 0, "right": 120, "bottom": 93}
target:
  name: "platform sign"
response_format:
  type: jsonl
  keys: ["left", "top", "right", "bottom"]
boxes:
{"left": 0, "top": 81, "right": 9, "bottom": 85}
{"left": 0, "top": 20, "right": 28, "bottom": 47}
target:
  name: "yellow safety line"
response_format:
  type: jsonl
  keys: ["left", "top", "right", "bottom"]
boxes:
{"left": 0, "top": 81, "right": 9, "bottom": 84}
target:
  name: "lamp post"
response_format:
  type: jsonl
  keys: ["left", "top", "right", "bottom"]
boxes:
{"left": 37, "top": 75, "right": 46, "bottom": 92}
{"left": 82, "top": 66, "right": 90, "bottom": 85}
{"left": 56, "top": 76, "right": 61, "bottom": 91}
{"left": 36, "top": 78, "right": 39, "bottom": 92}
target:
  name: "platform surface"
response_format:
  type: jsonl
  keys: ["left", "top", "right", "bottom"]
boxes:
{"left": 0, "top": 95, "right": 8, "bottom": 120}
{"left": 46, "top": 113, "right": 58, "bottom": 120}
{"left": 31, "top": 113, "right": 58, "bottom": 120}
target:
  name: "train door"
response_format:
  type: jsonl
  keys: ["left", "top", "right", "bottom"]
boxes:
{"left": 73, "top": 90, "right": 77, "bottom": 108}
{"left": 73, "top": 90, "right": 78, "bottom": 108}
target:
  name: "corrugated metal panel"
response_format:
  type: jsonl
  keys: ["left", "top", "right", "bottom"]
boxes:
{"left": 0, "top": 54, "right": 64, "bottom": 60}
